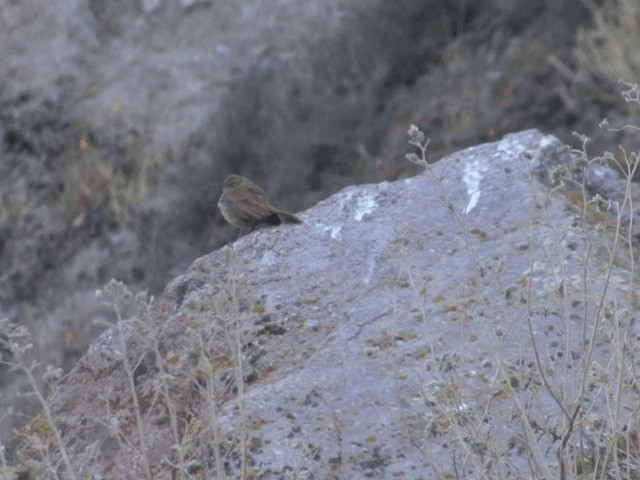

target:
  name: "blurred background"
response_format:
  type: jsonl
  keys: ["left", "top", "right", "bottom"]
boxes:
{"left": 0, "top": 0, "right": 638, "bottom": 442}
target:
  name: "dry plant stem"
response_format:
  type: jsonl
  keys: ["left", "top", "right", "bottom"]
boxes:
{"left": 188, "top": 325, "right": 227, "bottom": 479}
{"left": 94, "top": 396, "right": 139, "bottom": 458}
{"left": 18, "top": 360, "right": 78, "bottom": 480}
{"left": 111, "top": 304, "right": 153, "bottom": 479}
{"left": 521, "top": 216, "right": 569, "bottom": 478}
{"left": 223, "top": 250, "right": 247, "bottom": 478}
{"left": 605, "top": 308, "right": 628, "bottom": 480}
{"left": 396, "top": 234, "right": 490, "bottom": 473}
{"left": 397, "top": 231, "right": 430, "bottom": 342}
{"left": 206, "top": 365, "right": 228, "bottom": 480}
{"left": 397, "top": 368, "right": 448, "bottom": 477}
{"left": 417, "top": 368, "right": 492, "bottom": 477}
{"left": 488, "top": 262, "right": 551, "bottom": 478}
{"left": 495, "top": 356, "right": 551, "bottom": 478}
{"left": 566, "top": 139, "right": 632, "bottom": 412}
{"left": 570, "top": 180, "right": 627, "bottom": 444}
{"left": 616, "top": 146, "right": 639, "bottom": 273}
{"left": 448, "top": 414, "right": 494, "bottom": 479}
{"left": 151, "top": 331, "right": 186, "bottom": 479}
{"left": 522, "top": 186, "right": 580, "bottom": 479}
{"left": 408, "top": 136, "right": 479, "bottom": 270}
{"left": 531, "top": 209, "right": 574, "bottom": 396}
{"left": 524, "top": 189, "right": 571, "bottom": 420}
{"left": 575, "top": 207, "right": 618, "bottom": 385}
{"left": 596, "top": 184, "right": 640, "bottom": 478}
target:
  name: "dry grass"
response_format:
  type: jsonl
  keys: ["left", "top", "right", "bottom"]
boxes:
{"left": 60, "top": 128, "right": 164, "bottom": 230}
{"left": 575, "top": 0, "right": 640, "bottom": 86}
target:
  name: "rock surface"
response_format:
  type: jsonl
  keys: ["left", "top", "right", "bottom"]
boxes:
{"left": 9, "top": 130, "right": 640, "bottom": 478}
{"left": 5, "top": 0, "right": 627, "bottom": 449}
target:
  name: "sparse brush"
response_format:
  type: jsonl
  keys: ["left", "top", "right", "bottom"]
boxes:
{"left": 399, "top": 83, "right": 640, "bottom": 478}
{"left": 0, "top": 318, "right": 77, "bottom": 480}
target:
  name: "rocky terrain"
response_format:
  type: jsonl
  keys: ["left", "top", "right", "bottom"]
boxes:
{"left": 6, "top": 129, "right": 640, "bottom": 478}
{"left": 1, "top": 0, "right": 640, "bottom": 476}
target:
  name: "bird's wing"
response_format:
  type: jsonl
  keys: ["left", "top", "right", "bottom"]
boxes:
{"left": 244, "top": 180, "right": 269, "bottom": 200}
{"left": 235, "top": 194, "right": 279, "bottom": 222}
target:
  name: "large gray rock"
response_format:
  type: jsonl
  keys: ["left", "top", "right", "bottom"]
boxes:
{"left": 8, "top": 129, "right": 639, "bottom": 478}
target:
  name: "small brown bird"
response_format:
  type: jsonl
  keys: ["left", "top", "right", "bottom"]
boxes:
{"left": 218, "top": 175, "right": 302, "bottom": 231}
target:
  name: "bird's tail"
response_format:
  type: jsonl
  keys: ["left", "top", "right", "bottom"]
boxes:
{"left": 276, "top": 210, "right": 302, "bottom": 224}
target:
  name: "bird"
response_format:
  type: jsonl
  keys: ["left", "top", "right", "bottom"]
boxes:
{"left": 217, "top": 175, "right": 301, "bottom": 231}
